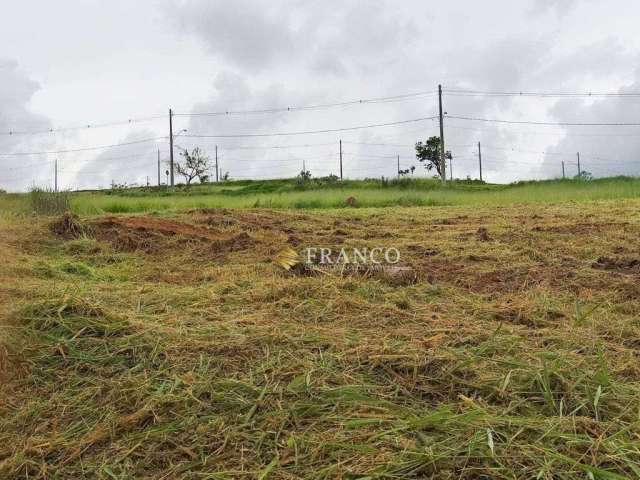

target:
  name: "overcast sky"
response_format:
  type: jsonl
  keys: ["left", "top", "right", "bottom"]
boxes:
{"left": 2, "top": 0, "right": 640, "bottom": 191}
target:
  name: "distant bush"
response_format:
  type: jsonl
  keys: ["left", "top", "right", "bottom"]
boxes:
{"left": 28, "top": 187, "right": 71, "bottom": 215}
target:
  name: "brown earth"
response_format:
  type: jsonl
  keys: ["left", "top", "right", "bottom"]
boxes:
{"left": 88, "top": 216, "right": 256, "bottom": 257}
{"left": 44, "top": 207, "right": 640, "bottom": 299}
{"left": 2, "top": 202, "right": 640, "bottom": 478}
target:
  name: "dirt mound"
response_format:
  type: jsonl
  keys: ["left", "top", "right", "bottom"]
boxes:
{"left": 415, "top": 256, "right": 572, "bottom": 294}
{"left": 50, "top": 212, "right": 89, "bottom": 239}
{"left": 192, "top": 211, "right": 300, "bottom": 234}
{"left": 89, "top": 216, "right": 255, "bottom": 256}
{"left": 212, "top": 232, "right": 254, "bottom": 253}
{"left": 592, "top": 256, "right": 640, "bottom": 275}
{"left": 532, "top": 222, "right": 630, "bottom": 234}
{"left": 286, "top": 263, "right": 417, "bottom": 286}
{"left": 475, "top": 227, "right": 491, "bottom": 242}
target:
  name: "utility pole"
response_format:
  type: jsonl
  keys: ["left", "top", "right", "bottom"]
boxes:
{"left": 169, "top": 108, "right": 174, "bottom": 187}
{"left": 577, "top": 152, "right": 581, "bottom": 178}
{"left": 397, "top": 155, "right": 400, "bottom": 179}
{"left": 215, "top": 145, "right": 219, "bottom": 182}
{"left": 339, "top": 139, "right": 343, "bottom": 181}
{"left": 157, "top": 150, "right": 161, "bottom": 186}
{"left": 438, "top": 84, "right": 447, "bottom": 183}
{"left": 54, "top": 159, "right": 58, "bottom": 192}
{"left": 478, "top": 142, "right": 483, "bottom": 182}
{"left": 449, "top": 156, "right": 453, "bottom": 181}
{"left": 562, "top": 161, "right": 565, "bottom": 179}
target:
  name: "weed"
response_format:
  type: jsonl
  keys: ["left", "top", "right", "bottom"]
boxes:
{"left": 27, "top": 187, "right": 71, "bottom": 215}
{"left": 59, "top": 261, "right": 95, "bottom": 277}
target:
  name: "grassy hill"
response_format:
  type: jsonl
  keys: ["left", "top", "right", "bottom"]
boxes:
{"left": 3, "top": 176, "right": 640, "bottom": 216}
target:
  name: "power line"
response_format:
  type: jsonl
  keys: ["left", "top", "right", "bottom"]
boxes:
{"left": 209, "top": 142, "right": 337, "bottom": 151}
{"left": 0, "top": 149, "right": 168, "bottom": 174}
{"left": 1, "top": 115, "right": 166, "bottom": 137}
{"left": 443, "top": 88, "right": 640, "bottom": 98}
{"left": 447, "top": 114, "right": 640, "bottom": 127}
{"left": 182, "top": 116, "right": 438, "bottom": 138}
{"left": 1, "top": 88, "right": 437, "bottom": 136}
{"left": 444, "top": 122, "right": 640, "bottom": 138}
{"left": 174, "top": 90, "right": 436, "bottom": 117}
{"left": 0, "top": 137, "right": 165, "bottom": 157}
{"left": 445, "top": 143, "right": 640, "bottom": 165}
{"left": 342, "top": 141, "right": 414, "bottom": 148}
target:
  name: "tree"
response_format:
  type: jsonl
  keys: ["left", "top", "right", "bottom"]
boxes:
{"left": 176, "top": 147, "right": 210, "bottom": 186}
{"left": 415, "top": 136, "right": 451, "bottom": 178}
{"left": 575, "top": 170, "right": 593, "bottom": 181}
{"left": 296, "top": 169, "right": 312, "bottom": 184}
{"left": 398, "top": 166, "right": 416, "bottom": 177}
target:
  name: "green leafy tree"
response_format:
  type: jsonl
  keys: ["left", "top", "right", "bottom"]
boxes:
{"left": 575, "top": 170, "right": 593, "bottom": 181}
{"left": 296, "top": 169, "right": 312, "bottom": 185}
{"left": 415, "top": 136, "right": 451, "bottom": 178}
{"left": 176, "top": 147, "right": 210, "bottom": 186}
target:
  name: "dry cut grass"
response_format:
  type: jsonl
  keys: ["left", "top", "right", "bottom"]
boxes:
{"left": 1, "top": 199, "right": 640, "bottom": 478}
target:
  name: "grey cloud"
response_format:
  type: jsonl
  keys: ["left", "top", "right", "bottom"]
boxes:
{"left": 170, "top": 0, "right": 413, "bottom": 76}
{"left": 0, "top": 59, "right": 53, "bottom": 192}
{"left": 183, "top": 71, "right": 343, "bottom": 180}
{"left": 4, "top": 1, "right": 640, "bottom": 189}
{"left": 170, "top": 0, "right": 298, "bottom": 71}
{"left": 70, "top": 131, "right": 164, "bottom": 190}
{"left": 306, "top": 0, "right": 416, "bottom": 76}
{"left": 529, "top": 0, "right": 581, "bottom": 16}
{"left": 541, "top": 76, "right": 640, "bottom": 178}
{"left": 0, "top": 59, "right": 50, "bottom": 143}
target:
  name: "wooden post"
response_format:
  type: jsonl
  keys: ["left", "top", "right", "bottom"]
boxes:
{"left": 478, "top": 142, "right": 483, "bottom": 182}
{"left": 339, "top": 140, "right": 343, "bottom": 181}
{"left": 169, "top": 108, "right": 174, "bottom": 186}
{"left": 438, "top": 84, "right": 446, "bottom": 182}
{"left": 215, "top": 145, "right": 219, "bottom": 182}
{"left": 577, "top": 152, "right": 581, "bottom": 178}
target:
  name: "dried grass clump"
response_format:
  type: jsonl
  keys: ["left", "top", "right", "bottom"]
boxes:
{"left": 21, "top": 294, "right": 130, "bottom": 338}
{"left": 50, "top": 212, "right": 90, "bottom": 239}
{"left": 2, "top": 202, "right": 640, "bottom": 478}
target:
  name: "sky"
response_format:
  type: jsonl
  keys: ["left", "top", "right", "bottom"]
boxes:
{"left": 2, "top": 0, "right": 640, "bottom": 191}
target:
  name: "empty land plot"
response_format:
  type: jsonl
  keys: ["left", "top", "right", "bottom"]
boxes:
{"left": 1, "top": 200, "right": 640, "bottom": 478}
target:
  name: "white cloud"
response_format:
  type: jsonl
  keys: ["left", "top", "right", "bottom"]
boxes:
{"left": 0, "top": 59, "right": 54, "bottom": 192}
{"left": 1, "top": 0, "right": 640, "bottom": 188}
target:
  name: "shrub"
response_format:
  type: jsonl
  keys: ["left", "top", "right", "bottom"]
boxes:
{"left": 28, "top": 187, "right": 71, "bottom": 215}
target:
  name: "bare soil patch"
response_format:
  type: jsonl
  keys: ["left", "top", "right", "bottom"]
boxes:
{"left": 88, "top": 216, "right": 255, "bottom": 256}
{"left": 532, "top": 221, "right": 630, "bottom": 234}
{"left": 592, "top": 256, "right": 640, "bottom": 275}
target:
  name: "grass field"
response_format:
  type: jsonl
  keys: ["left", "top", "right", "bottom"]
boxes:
{"left": 2, "top": 176, "right": 640, "bottom": 215}
{"left": 1, "top": 178, "right": 640, "bottom": 478}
